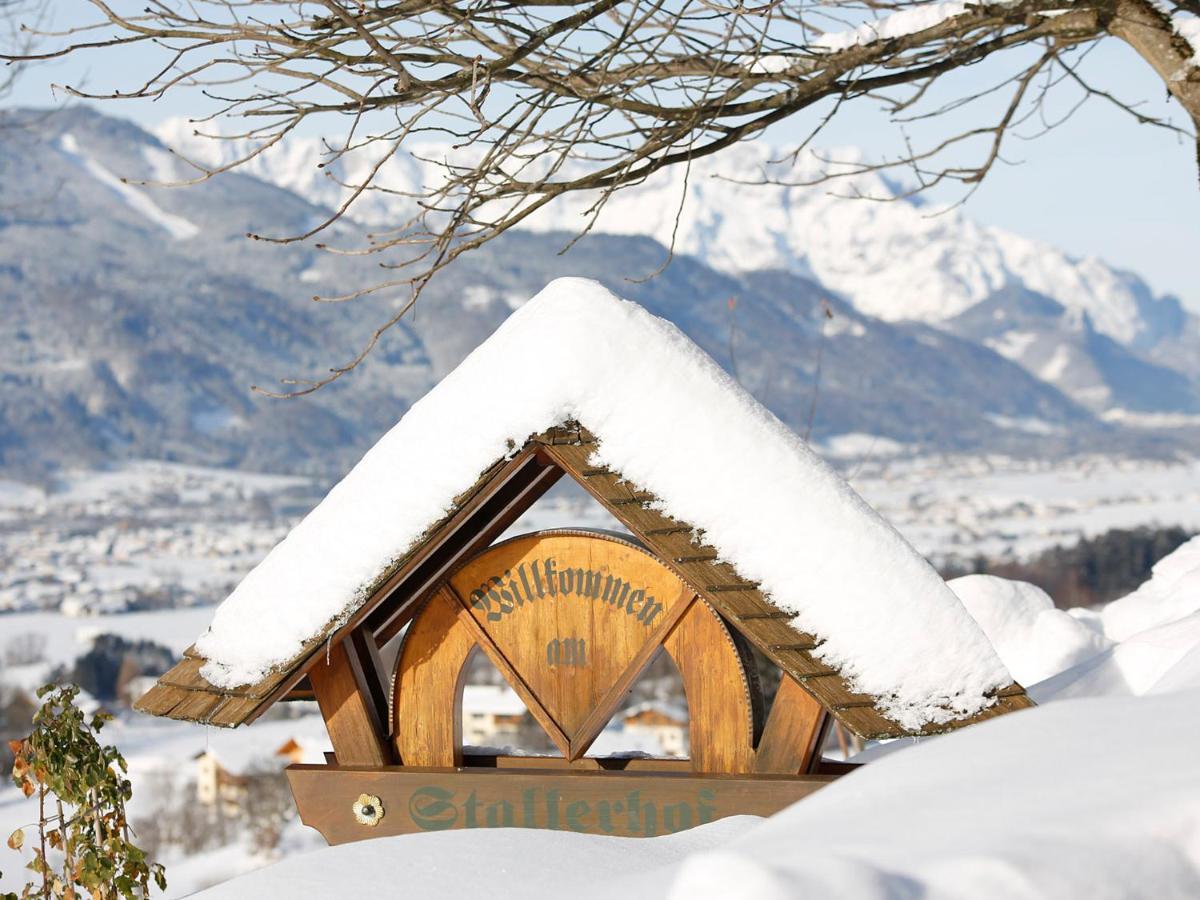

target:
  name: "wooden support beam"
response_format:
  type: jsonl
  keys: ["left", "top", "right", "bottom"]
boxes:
{"left": 348, "top": 627, "right": 391, "bottom": 746}
{"left": 310, "top": 639, "right": 390, "bottom": 767}
{"left": 754, "top": 675, "right": 828, "bottom": 775}
{"left": 365, "top": 449, "right": 564, "bottom": 645}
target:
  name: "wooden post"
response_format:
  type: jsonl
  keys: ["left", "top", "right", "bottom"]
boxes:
{"left": 348, "top": 627, "right": 390, "bottom": 743}
{"left": 309, "top": 638, "right": 390, "bottom": 767}
{"left": 753, "top": 675, "right": 828, "bottom": 774}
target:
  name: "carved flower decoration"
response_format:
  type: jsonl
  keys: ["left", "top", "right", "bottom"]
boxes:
{"left": 353, "top": 793, "right": 385, "bottom": 827}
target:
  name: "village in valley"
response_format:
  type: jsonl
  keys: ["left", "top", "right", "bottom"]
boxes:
{"left": 3, "top": 0, "right": 1200, "bottom": 898}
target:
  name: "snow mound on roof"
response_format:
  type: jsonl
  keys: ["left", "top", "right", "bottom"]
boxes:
{"left": 191, "top": 692, "right": 1200, "bottom": 900}
{"left": 195, "top": 277, "right": 1010, "bottom": 729}
{"left": 948, "top": 574, "right": 1111, "bottom": 686}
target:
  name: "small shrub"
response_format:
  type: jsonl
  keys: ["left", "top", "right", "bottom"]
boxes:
{"left": 3, "top": 684, "right": 165, "bottom": 900}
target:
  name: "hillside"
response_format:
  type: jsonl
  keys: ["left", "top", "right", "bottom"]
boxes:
{"left": 159, "top": 118, "right": 1200, "bottom": 419}
{"left": 0, "top": 107, "right": 1188, "bottom": 480}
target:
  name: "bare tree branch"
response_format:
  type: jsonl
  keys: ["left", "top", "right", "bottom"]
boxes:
{"left": 4, "top": 0, "right": 1197, "bottom": 393}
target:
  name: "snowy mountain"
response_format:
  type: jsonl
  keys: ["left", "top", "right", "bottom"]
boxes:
{"left": 155, "top": 121, "right": 1200, "bottom": 416}
{"left": 0, "top": 106, "right": 1187, "bottom": 480}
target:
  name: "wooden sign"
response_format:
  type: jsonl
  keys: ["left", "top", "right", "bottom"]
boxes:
{"left": 282, "top": 530, "right": 837, "bottom": 842}
{"left": 288, "top": 765, "right": 835, "bottom": 844}
{"left": 392, "top": 532, "right": 760, "bottom": 769}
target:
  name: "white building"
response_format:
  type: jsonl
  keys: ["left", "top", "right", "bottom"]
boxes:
{"left": 618, "top": 701, "right": 689, "bottom": 757}
{"left": 461, "top": 684, "right": 529, "bottom": 748}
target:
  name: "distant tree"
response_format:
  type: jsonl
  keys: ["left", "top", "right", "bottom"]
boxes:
{"left": 942, "top": 525, "right": 1195, "bottom": 607}
{"left": 3, "top": 634, "right": 46, "bottom": 668}
{"left": 0, "top": 685, "right": 37, "bottom": 774}
{"left": 5, "top": 0, "right": 1198, "bottom": 392}
{"left": 131, "top": 768, "right": 232, "bottom": 863}
{"left": 70, "top": 635, "right": 174, "bottom": 703}
{"left": 0, "top": 1, "right": 44, "bottom": 103}
{"left": 240, "top": 763, "right": 296, "bottom": 855}
{"left": 4, "top": 684, "right": 165, "bottom": 900}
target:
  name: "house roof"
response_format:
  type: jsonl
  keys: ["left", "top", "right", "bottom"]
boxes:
{"left": 137, "top": 279, "right": 1032, "bottom": 738}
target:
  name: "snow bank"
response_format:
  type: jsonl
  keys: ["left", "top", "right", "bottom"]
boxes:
{"left": 1025, "top": 538, "right": 1200, "bottom": 703}
{"left": 948, "top": 574, "right": 1110, "bottom": 685}
{"left": 191, "top": 691, "right": 1200, "bottom": 900}
{"left": 1031, "top": 612, "right": 1200, "bottom": 703}
{"left": 1079, "top": 535, "right": 1200, "bottom": 642}
{"left": 190, "top": 817, "right": 756, "bottom": 900}
{"left": 195, "top": 278, "right": 1010, "bottom": 730}
{"left": 663, "top": 691, "right": 1200, "bottom": 900}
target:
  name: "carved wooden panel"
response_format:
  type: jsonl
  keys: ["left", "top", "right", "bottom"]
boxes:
{"left": 390, "top": 531, "right": 760, "bottom": 771}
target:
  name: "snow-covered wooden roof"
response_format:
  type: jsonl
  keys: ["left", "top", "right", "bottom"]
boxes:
{"left": 137, "top": 279, "right": 1032, "bottom": 738}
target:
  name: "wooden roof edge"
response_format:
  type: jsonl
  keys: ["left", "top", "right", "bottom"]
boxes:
{"left": 135, "top": 419, "right": 1036, "bottom": 739}
{"left": 534, "top": 434, "right": 1037, "bottom": 740}
{"left": 135, "top": 441, "right": 557, "bottom": 728}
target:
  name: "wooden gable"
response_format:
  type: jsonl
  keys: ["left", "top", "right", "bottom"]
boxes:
{"left": 137, "top": 422, "right": 1032, "bottom": 741}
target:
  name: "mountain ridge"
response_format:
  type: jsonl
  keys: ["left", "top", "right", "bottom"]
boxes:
{"left": 0, "top": 106, "right": 1191, "bottom": 481}
{"left": 153, "top": 118, "right": 1200, "bottom": 417}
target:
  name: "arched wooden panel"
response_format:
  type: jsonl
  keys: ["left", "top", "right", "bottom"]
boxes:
{"left": 391, "top": 531, "right": 762, "bottom": 773}
{"left": 392, "top": 586, "right": 477, "bottom": 767}
{"left": 663, "top": 600, "right": 757, "bottom": 774}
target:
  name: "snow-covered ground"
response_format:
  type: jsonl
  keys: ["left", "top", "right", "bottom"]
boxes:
{"left": 179, "top": 536, "right": 1200, "bottom": 898}
{"left": 0, "top": 462, "right": 320, "bottom": 615}
{"left": 3, "top": 448, "right": 1200, "bottom": 896}
{"left": 188, "top": 690, "right": 1200, "bottom": 900}
{"left": 845, "top": 452, "right": 1200, "bottom": 566}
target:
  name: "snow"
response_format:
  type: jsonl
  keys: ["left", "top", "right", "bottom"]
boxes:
{"left": 949, "top": 575, "right": 1111, "bottom": 686}
{"left": 983, "top": 413, "right": 1061, "bottom": 435}
{"left": 814, "top": 3, "right": 968, "bottom": 52}
{"left": 153, "top": 125, "right": 1175, "bottom": 352}
{"left": 1101, "top": 409, "right": 1200, "bottom": 428}
{"left": 191, "top": 690, "right": 1200, "bottom": 900}
{"left": 1082, "top": 535, "right": 1200, "bottom": 642}
{"left": 1038, "top": 343, "right": 1073, "bottom": 382}
{"left": 984, "top": 329, "right": 1037, "bottom": 360}
{"left": 817, "top": 433, "right": 911, "bottom": 459}
{"left": 191, "top": 817, "right": 759, "bottom": 900}
{"left": 1173, "top": 14, "right": 1200, "bottom": 67}
{"left": 846, "top": 454, "right": 1200, "bottom": 567}
{"left": 58, "top": 133, "right": 200, "bottom": 240}
{"left": 462, "top": 684, "right": 528, "bottom": 716}
{"left": 1031, "top": 612, "right": 1200, "bottom": 702}
{"left": 931, "top": 539, "right": 1200, "bottom": 705}
{"left": 1006, "top": 537, "right": 1200, "bottom": 702}
{"left": 195, "top": 278, "right": 1011, "bottom": 730}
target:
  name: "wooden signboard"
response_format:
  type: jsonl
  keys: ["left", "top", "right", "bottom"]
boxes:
{"left": 288, "top": 531, "right": 837, "bottom": 844}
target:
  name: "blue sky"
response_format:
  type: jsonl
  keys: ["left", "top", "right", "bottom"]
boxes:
{"left": 6, "top": 0, "right": 1198, "bottom": 311}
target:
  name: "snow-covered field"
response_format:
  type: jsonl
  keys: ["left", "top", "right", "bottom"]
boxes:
{"left": 2, "top": 450, "right": 1200, "bottom": 896}
{"left": 846, "top": 453, "right": 1200, "bottom": 565}
{"left": 194, "top": 537, "right": 1200, "bottom": 898}
{"left": 0, "top": 462, "right": 320, "bottom": 615}
{"left": 4, "top": 449, "right": 1197, "bottom": 619}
